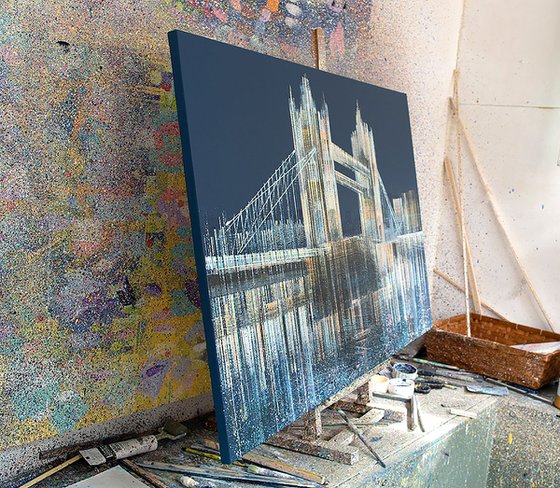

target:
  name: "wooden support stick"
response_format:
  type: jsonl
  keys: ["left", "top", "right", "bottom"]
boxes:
{"left": 121, "top": 459, "right": 168, "bottom": 488}
{"left": 20, "top": 455, "right": 82, "bottom": 488}
{"left": 433, "top": 268, "right": 508, "bottom": 321}
{"left": 452, "top": 70, "right": 472, "bottom": 336}
{"left": 450, "top": 98, "right": 556, "bottom": 332}
{"left": 302, "top": 409, "right": 322, "bottom": 439}
{"left": 312, "top": 28, "right": 326, "bottom": 70}
{"left": 443, "top": 156, "right": 482, "bottom": 313}
{"left": 356, "top": 379, "right": 372, "bottom": 405}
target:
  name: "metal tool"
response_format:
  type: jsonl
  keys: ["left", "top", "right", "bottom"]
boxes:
{"left": 336, "top": 409, "right": 386, "bottom": 468}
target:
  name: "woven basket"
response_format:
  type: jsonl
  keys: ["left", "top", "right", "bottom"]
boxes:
{"left": 425, "top": 314, "right": 560, "bottom": 389}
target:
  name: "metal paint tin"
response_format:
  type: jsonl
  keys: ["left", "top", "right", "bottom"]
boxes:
{"left": 388, "top": 378, "right": 415, "bottom": 397}
{"left": 392, "top": 362, "right": 418, "bottom": 380}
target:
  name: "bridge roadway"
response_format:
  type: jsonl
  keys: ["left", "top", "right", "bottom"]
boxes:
{"left": 205, "top": 246, "right": 323, "bottom": 275}
{"left": 205, "top": 232, "right": 424, "bottom": 276}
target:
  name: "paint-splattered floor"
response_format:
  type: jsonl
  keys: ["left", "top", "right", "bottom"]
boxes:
{"left": 8, "top": 384, "right": 558, "bottom": 488}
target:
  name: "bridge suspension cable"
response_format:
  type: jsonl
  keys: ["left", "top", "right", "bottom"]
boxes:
{"left": 212, "top": 148, "right": 317, "bottom": 256}
{"left": 208, "top": 146, "right": 404, "bottom": 258}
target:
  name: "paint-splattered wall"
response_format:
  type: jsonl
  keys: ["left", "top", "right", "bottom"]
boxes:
{"left": 0, "top": 0, "right": 373, "bottom": 451}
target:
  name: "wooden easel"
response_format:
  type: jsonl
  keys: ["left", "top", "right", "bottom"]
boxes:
{"left": 265, "top": 363, "right": 422, "bottom": 465}
{"left": 265, "top": 30, "right": 423, "bottom": 465}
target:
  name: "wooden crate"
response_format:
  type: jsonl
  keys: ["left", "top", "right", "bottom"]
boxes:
{"left": 425, "top": 314, "right": 560, "bottom": 389}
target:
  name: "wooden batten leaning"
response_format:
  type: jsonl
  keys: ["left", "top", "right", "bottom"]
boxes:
{"left": 265, "top": 31, "right": 423, "bottom": 466}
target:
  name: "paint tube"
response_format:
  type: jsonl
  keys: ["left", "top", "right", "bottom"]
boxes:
{"left": 80, "top": 435, "right": 158, "bottom": 466}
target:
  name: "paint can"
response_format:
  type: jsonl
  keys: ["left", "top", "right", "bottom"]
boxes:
{"left": 371, "top": 374, "right": 390, "bottom": 394}
{"left": 388, "top": 378, "right": 415, "bottom": 397}
{"left": 392, "top": 362, "right": 418, "bottom": 381}
{"left": 554, "top": 380, "right": 560, "bottom": 410}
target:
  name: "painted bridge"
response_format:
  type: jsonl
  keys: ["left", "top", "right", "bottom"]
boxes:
{"left": 205, "top": 76, "right": 403, "bottom": 273}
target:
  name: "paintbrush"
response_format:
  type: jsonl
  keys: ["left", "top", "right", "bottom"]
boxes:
{"left": 185, "top": 446, "right": 308, "bottom": 483}
{"left": 200, "top": 439, "right": 327, "bottom": 485}
{"left": 396, "top": 355, "right": 461, "bottom": 371}
{"left": 337, "top": 409, "right": 386, "bottom": 468}
{"left": 138, "top": 461, "right": 322, "bottom": 487}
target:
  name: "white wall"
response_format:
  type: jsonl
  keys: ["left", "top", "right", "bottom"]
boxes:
{"left": 432, "top": 0, "right": 560, "bottom": 331}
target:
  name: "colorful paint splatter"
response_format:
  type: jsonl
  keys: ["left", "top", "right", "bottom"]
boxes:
{"left": 0, "top": 0, "right": 373, "bottom": 449}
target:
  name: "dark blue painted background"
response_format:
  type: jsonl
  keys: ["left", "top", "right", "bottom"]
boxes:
{"left": 172, "top": 32, "right": 417, "bottom": 236}
{"left": 169, "top": 30, "right": 420, "bottom": 463}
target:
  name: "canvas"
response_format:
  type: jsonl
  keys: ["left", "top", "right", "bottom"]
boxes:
{"left": 169, "top": 30, "right": 431, "bottom": 463}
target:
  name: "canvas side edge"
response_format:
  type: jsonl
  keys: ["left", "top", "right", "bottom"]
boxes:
{"left": 167, "top": 30, "right": 234, "bottom": 464}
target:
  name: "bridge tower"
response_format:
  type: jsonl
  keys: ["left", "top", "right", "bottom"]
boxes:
{"left": 351, "top": 105, "right": 385, "bottom": 241}
{"left": 289, "top": 77, "right": 343, "bottom": 247}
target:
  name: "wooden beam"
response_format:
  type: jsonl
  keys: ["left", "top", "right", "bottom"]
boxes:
{"left": 450, "top": 98, "right": 556, "bottom": 332}
{"left": 443, "top": 156, "right": 482, "bottom": 313}
{"left": 311, "top": 28, "right": 326, "bottom": 70}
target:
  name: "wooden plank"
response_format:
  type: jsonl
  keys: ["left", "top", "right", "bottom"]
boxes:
{"left": 266, "top": 432, "right": 360, "bottom": 465}
{"left": 324, "top": 426, "right": 355, "bottom": 446}
{"left": 243, "top": 452, "right": 326, "bottom": 485}
{"left": 450, "top": 97, "right": 556, "bottom": 333}
{"left": 311, "top": 28, "right": 326, "bottom": 70}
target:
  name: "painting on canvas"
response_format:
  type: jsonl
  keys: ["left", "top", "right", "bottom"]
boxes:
{"left": 169, "top": 30, "right": 431, "bottom": 462}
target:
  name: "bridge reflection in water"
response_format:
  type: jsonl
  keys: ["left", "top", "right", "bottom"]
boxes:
{"left": 203, "top": 77, "right": 431, "bottom": 459}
